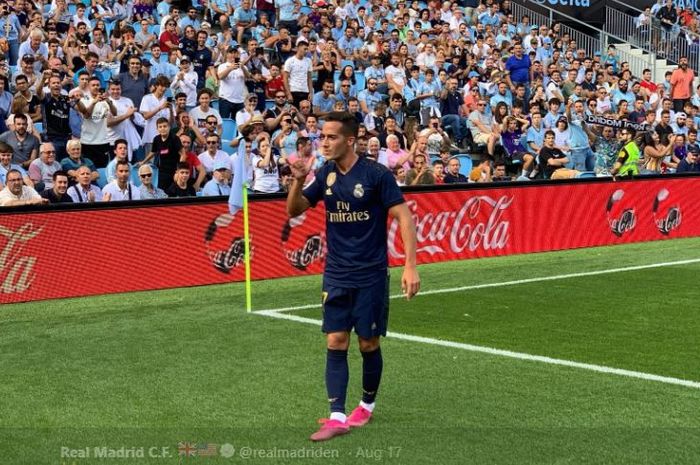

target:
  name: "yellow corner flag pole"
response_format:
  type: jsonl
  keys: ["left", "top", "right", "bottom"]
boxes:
{"left": 243, "top": 183, "right": 252, "bottom": 313}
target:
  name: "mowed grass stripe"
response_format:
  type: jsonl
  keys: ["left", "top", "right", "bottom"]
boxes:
{"left": 254, "top": 257, "right": 700, "bottom": 313}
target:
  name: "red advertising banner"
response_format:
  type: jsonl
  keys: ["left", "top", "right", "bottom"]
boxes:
{"left": 1, "top": 177, "right": 698, "bottom": 304}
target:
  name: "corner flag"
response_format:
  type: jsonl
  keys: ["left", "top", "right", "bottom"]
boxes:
{"left": 228, "top": 140, "right": 252, "bottom": 312}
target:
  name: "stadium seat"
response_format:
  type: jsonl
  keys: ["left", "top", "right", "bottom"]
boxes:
{"left": 341, "top": 59, "right": 354, "bottom": 69}
{"left": 131, "top": 165, "right": 142, "bottom": 187}
{"left": 34, "top": 122, "right": 43, "bottom": 135}
{"left": 96, "top": 168, "right": 108, "bottom": 188}
{"left": 222, "top": 140, "right": 236, "bottom": 155}
{"left": 222, "top": 119, "right": 237, "bottom": 140}
{"left": 67, "top": 3, "right": 77, "bottom": 14}
{"left": 355, "top": 73, "right": 366, "bottom": 91}
{"left": 265, "top": 99, "right": 275, "bottom": 110}
{"left": 452, "top": 154, "right": 472, "bottom": 177}
{"left": 151, "top": 25, "right": 160, "bottom": 36}
{"left": 300, "top": 5, "right": 312, "bottom": 15}
{"left": 211, "top": 99, "right": 219, "bottom": 111}
{"left": 576, "top": 171, "right": 597, "bottom": 178}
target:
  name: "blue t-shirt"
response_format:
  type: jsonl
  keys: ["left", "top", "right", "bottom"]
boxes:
{"left": 303, "top": 157, "right": 404, "bottom": 286}
{"left": 505, "top": 54, "right": 531, "bottom": 84}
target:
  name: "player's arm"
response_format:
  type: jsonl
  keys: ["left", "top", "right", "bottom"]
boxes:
{"left": 286, "top": 160, "right": 312, "bottom": 217}
{"left": 389, "top": 202, "right": 420, "bottom": 299}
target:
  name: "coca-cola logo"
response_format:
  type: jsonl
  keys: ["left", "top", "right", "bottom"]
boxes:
{"left": 281, "top": 213, "right": 325, "bottom": 270}
{"left": 606, "top": 189, "right": 636, "bottom": 237}
{"left": 652, "top": 188, "right": 682, "bottom": 235}
{"left": 203, "top": 213, "right": 251, "bottom": 274}
{"left": 0, "top": 223, "right": 42, "bottom": 294}
{"left": 388, "top": 195, "right": 512, "bottom": 258}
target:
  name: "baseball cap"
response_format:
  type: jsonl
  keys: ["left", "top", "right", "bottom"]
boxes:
{"left": 468, "top": 71, "right": 480, "bottom": 78}
{"left": 22, "top": 54, "right": 35, "bottom": 63}
{"left": 689, "top": 145, "right": 700, "bottom": 154}
{"left": 180, "top": 56, "right": 191, "bottom": 63}
{"left": 315, "top": 0, "right": 327, "bottom": 6}
{"left": 676, "top": 112, "right": 687, "bottom": 119}
{"left": 227, "top": 45, "right": 238, "bottom": 53}
{"left": 530, "top": 25, "right": 538, "bottom": 30}
{"left": 213, "top": 161, "right": 230, "bottom": 171}
{"left": 141, "top": 58, "right": 152, "bottom": 67}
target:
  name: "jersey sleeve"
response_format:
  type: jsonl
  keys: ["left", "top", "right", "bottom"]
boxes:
{"left": 378, "top": 168, "right": 404, "bottom": 209}
{"left": 302, "top": 165, "right": 325, "bottom": 207}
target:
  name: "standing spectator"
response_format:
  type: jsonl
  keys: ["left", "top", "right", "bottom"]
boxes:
{"left": 192, "top": 31, "right": 214, "bottom": 90}
{"left": 0, "top": 113, "right": 40, "bottom": 169}
{"left": 170, "top": 57, "right": 198, "bottom": 108}
{"left": 283, "top": 41, "right": 313, "bottom": 108}
{"left": 37, "top": 72, "right": 71, "bottom": 160}
{"left": 217, "top": 46, "right": 246, "bottom": 119}
{"left": 611, "top": 128, "right": 642, "bottom": 177}
{"left": 107, "top": 80, "right": 141, "bottom": 162}
{"left": 40, "top": 170, "right": 72, "bottom": 203}
{"left": 102, "top": 159, "right": 141, "bottom": 201}
{"left": 76, "top": 76, "right": 117, "bottom": 168}
{"left": 670, "top": 56, "right": 695, "bottom": 113}
{"left": 0, "top": 3, "right": 21, "bottom": 66}
{"left": 189, "top": 88, "right": 222, "bottom": 134}
{"left": 119, "top": 56, "right": 150, "bottom": 109}
{"left": 178, "top": 132, "right": 207, "bottom": 191}
{"left": 141, "top": 117, "right": 186, "bottom": 191}
{"left": 440, "top": 77, "right": 466, "bottom": 149}
{"left": 251, "top": 135, "right": 282, "bottom": 193}
{"left": 140, "top": 76, "right": 173, "bottom": 156}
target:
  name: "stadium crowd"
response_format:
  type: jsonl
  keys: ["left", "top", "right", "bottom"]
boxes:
{"left": 0, "top": 0, "right": 699, "bottom": 206}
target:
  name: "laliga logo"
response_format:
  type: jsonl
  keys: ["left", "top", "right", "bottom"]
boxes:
{"left": 606, "top": 189, "right": 636, "bottom": 237}
{"left": 0, "top": 223, "right": 42, "bottom": 294}
{"left": 652, "top": 188, "right": 682, "bottom": 235}
{"left": 203, "top": 213, "right": 251, "bottom": 274}
{"left": 281, "top": 212, "right": 325, "bottom": 270}
{"left": 388, "top": 196, "right": 512, "bottom": 258}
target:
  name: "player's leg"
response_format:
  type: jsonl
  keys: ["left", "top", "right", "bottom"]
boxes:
{"left": 347, "top": 274, "right": 389, "bottom": 428}
{"left": 310, "top": 286, "right": 353, "bottom": 441}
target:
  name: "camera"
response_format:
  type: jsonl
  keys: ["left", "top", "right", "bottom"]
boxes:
{"left": 256, "top": 47, "right": 264, "bottom": 56}
{"left": 167, "top": 96, "right": 173, "bottom": 102}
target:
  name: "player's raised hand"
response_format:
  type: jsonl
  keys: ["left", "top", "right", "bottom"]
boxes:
{"left": 290, "top": 159, "right": 310, "bottom": 181}
{"left": 401, "top": 266, "right": 421, "bottom": 300}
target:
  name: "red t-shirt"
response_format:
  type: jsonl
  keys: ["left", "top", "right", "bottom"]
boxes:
{"left": 265, "top": 75, "right": 286, "bottom": 98}
{"left": 159, "top": 31, "right": 180, "bottom": 52}
{"left": 185, "top": 151, "right": 202, "bottom": 180}
{"left": 640, "top": 79, "right": 658, "bottom": 93}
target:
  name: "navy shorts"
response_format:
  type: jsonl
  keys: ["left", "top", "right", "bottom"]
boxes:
{"left": 321, "top": 274, "right": 390, "bottom": 339}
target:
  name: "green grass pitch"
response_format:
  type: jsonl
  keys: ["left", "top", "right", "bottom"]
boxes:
{"left": 2, "top": 238, "right": 700, "bottom": 464}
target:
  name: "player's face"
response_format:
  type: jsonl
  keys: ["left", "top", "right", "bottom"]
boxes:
{"left": 320, "top": 121, "right": 355, "bottom": 161}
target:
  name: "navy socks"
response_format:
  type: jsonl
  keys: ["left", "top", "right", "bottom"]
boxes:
{"left": 325, "top": 349, "right": 349, "bottom": 414}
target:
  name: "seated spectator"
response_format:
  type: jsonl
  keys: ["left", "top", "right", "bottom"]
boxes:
{"left": 677, "top": 145, "right": 700, "bottom": 173}
{"left": 0, "top": 113, "right": 40, "bottom": 169}
{"left": 61, "top": 140, "right": 99, "bottom": 184}
{"left": 67, "top": 165, "right": 103, "bottom": 203}
{"left": 385, "top": 134, "right": 411, "bottom": 171}
{"left": 0, "top": 169, "right": 46, "bottom": 207}
{"left": 198, "top": 133, "right": 231, "bottom": 175}
{"left": 0, "top": 142, "right": 33, "bottom": 190}
{"left": 178, "top": 133, "right": 207, "bottom": 192}
{"left": 405, "top": 154, "right": 435, "bottom": 185}
{"left": 40, "top": 170, "right": 73, "bottom": 203}
{"left": 539, "top": 130, "right": 579, "bottom": 179}
{"left": 432, "top": 159, "right": 445, "bottom": 184}
{"left": 105, "top": 139, "right": 131, "bottom": 183}
{"left": 469, "top": 158, "right": 493, "bottom": 183}
{"left": 166, "top": 163, "right": 197, "bottom": 197}
{"left": 201, "top": 161, "right": 232, "bottom": 196}
{"left": 28, "top": 143, "right": 61, "bottom": 191}
{"left": 286, "top": 137, "right": 317, "bottom": 186}
{"left": 137, "top": 163, "right": 168, "bottom": 199}
{"left": 102, "top": 159, "right": 141, "bottom": 201}
{"left": 444, "top": 157, "right": 468, "bottom": 183}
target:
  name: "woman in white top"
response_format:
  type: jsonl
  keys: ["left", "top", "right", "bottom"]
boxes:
{"left": 251, "top": 135, "right": 283, "bottom": 193}
{"left": 234, "top": 94, "right": 262, "bottom": 129}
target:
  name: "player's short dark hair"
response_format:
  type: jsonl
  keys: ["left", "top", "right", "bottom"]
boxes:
{"left": 115, "top": 159, "right": 130, "bottom": 169}
{"left": 115, "top": 139, "right": 128, "bottom": 149}
{"left": 324, "top": 112, "right": 358, "bottom": 138}
{"left": 176, "top": 162, "right": 190, "bottom": 172}
{"left": 156, "top": 117, "right": 169, "bottom": 126}
{"left": 544, "top": 130, "right": 555, "bottom": 138}
{"left": 52, "top": 170, "right": 68, "bottom": 181}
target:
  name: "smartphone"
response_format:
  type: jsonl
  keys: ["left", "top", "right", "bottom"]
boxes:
{"left": 167, "top": 96, "right": 173, "bottom": 103}
{"left": 234, "top": 57, "right": 240, "bottom": 64}
{"left": 433, "top": 122, "right": 438, "bottom": 129}
{"left": 256, "top": 47, "right": 264, "bottom": 56}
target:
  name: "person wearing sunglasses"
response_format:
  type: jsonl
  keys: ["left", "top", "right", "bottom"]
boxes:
{"left": 137, "top": 163, "right": 167, "bottom": 199}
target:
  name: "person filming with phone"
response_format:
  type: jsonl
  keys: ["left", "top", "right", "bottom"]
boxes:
{"left": 74, "top": 76, "right": 117, "bottom": 168}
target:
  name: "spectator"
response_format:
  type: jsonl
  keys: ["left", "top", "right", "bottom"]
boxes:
{"left": 201, "top": 160, "right": 232, "bottom": 196}
{"left": 118, "top": 56, "right": 149, "bottom": 110}
{"left": 0, "top": 168, "right": 46, "bottom": 206}
{"left": 67, "top": 165, "right": 102, "bottom": 203}
{"left": 190, "top": 88, "right": 222, "bottom": 135}
{"left": 165, "top": 162, "right": 196, "bottom": 197}
{"left": 140, "top": 75, "right": 173, "bottom": 157}
{"left": 0, "top": 112, "right": 40, "bottom": 169}
{"left": 102, "top": 159, "right": 141, "bottom": 201}
{"left": 443, "top": 157, "right": 468, "bottom": 183}
{"left": 142, "top": 117, "right": 185, "bottom": 191}
{"left": 76, "top": 76, "right": 117, "bottom": 168}
{"left": 677, "top": 145, "right": 700, "bottom": 173}
{"left": 468, "top": 98, "right": 498, "bottom": 157}
{"left": 28, "top": 142, "right": 61, "bottom": 191}
{"left": 470, "top": 157, "right": 493, "bottom": 183}
{"left": 105, "top": 139, "right": 131, "bottom": 183}
{"left": 36, "top": 72, "right": 71, "bottom": 160}
{"left": 40, "top": 170, "right": 72, "bottom": 203}
{"left": 137, "top": 163, "right": 168, "bottom": 199}
{"left": 0, "top": 141, "right": 32, "bottom": 189}
{"left": 405, "top": 153, "right": 435, "bottom": 185}
{"left": 61, "top": 140, "right": 98, "bottom": 184}
{"left": 283, "top": 41, "right": 313, "bottom": 108}
{"left": 217, "top": 46, "right": 246, "bottom": 119}
{"left": 198, "top": 133, "right": 230, "bottom": 175}
{"left": 432, "top": 159, "right": 445, "bottom": 184}
{"left": 539, "top": 130, "right": 578, "bottom": 179}
{"left": 178, "top": 132, "right": 207, "bottom": 192}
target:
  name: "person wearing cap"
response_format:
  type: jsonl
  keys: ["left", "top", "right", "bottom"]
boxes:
{"left": 17, "top": 29, "right": 48, "bottom": 74}
{"left": 217, "top": 46, "right": 246, "bottom": 119}
{"left": 201, "top": 160, "right": 232, "bottom": 196}
{"left": 235, "top": 94, "right": 262, "bottom": 129}
{"left": 676, "top": 145, "right": 700, "bottom": 173}
{"left": 170, "top": 57, "right": 198, "bottom": 108}
{"left": 670, "top": 112, "right": 690, "bottom": 135}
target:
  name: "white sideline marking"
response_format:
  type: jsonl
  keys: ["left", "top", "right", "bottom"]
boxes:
{"left": 256, "top": 257, "right": 700, "bottom": 314}
{"left": 255, "top": 310, "right": 700, "bottom": 390}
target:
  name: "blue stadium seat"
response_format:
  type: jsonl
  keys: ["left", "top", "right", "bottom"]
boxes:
{"left": 67, "top": 3, "right": 77, "bottom": 14}
{"left": 265, "top": 99, "right": 275, "bottom": 110}
{"left": 452, "top": 154, "right": 472, "bottom": 177}
{"left": 222, "top": 140, "right": 236, "bottom": 155}
{"left": 222, "top": 119, "right": 237, "bottom": 140}
{"left": 355, "top": 73, "right": 366, "bottom": 91}
{"left": 341, "top": 59, "right": 354, "bottom": 69}
{"left": 131, "top": 165, "right": 142, "bottom": 187}
{"left": 211, "top": 99, "right": 219, "bottom": 111}
{"left": 34, "top": 122, "right": 43, "bottom": 135}
{"left": 576, "top": 171, "right": 597, "bottom": 178}
{"left": 96, "top": 168, "right": 108, "bottom": 188}
{"left": 151, "top": 25, "right": 160, "bottom": 36}
{"left": 300, "top": 5, "right": 312, "bottom": 15}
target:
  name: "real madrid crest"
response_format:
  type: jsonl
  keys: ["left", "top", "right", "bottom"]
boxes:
{"left": 353, "top": 183, "right": 364, "bottom": 198}
{"left": 325, "top": 172, "right": 336, "bottom": 196}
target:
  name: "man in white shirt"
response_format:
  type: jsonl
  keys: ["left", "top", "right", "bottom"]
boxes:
{"left": 139, "top": 75, "right": 173, "bottom": 158}
{"left": 102, "top": 159, "right": 141, "bottom": 201}
{"left": 17, "top": 29, "right": 48, "bottom": 74}
{"left": 76, "top": 76, "right": 117, "bottom": 168}
{"left": 385, "top": 53, "right": 406, "bottom": 97}
{"left": 217, "top": 46, "right": 246, "bottom": 119}
{"left": 107, "top": 80, "right": 140, "bottom": 162}
{"left": 67, "top": 165, "right": 103, "bottom": 203}
{"left": 198, "top": 133, "right": 231, "bottom": 175}
{"left": 283, "top": 41, "right": 313, "bottom": 108}
{"left": 0, "top": 169, "right": 46, "bottom": 207}
{"left": 170, "top": 57, "right": 198, "bottom": 108}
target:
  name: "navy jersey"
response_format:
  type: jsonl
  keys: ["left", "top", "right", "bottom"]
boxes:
{"left": 303, "top": 157, "right": 404, "bottom": 286}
